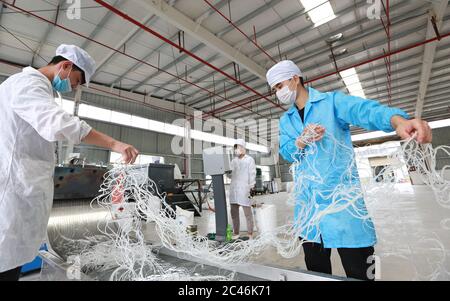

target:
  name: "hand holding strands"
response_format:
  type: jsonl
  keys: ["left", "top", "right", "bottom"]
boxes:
{"left": 296, "top": 124, "right": 326, "bottom": 149}
{"left": 391, "top": 116, "right": 432, "bottom": 144}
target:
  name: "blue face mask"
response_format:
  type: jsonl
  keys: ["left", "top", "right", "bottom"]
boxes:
{"left": 52, "top": 68, "right": 72, "bottom": 93}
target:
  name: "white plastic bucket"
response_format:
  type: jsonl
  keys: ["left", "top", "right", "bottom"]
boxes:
{"left": 255, "top": 204, "right": 277, "bottom": 235}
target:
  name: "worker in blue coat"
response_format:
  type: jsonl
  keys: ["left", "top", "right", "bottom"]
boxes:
{"left": 266, "top": 60, "right": 432, "bottom": 280}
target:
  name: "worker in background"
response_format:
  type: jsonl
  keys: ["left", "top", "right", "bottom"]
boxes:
{"left": 0, "top": 44, "right": 139, "bottom": 281}
{"left": 229, "top": 139, "right": 257, "bottom": 240}
{"left": 266, "top": 60, "right": 432, "bottom": 281}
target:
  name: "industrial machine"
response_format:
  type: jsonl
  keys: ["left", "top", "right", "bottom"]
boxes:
{"left": 133, "top": 163, "right": 202, "bottom": 216}
{"left": 202, "top": 146, "right": 233, "bottom": 242}
{"left": 252, "top": 168, "right": 269, "bottom": 195}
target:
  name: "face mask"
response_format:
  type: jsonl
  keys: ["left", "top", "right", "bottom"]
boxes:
{"left": 52, "top": 67, "right": 73, "bottom": 93}
{"left": 276, "top": 79, "right": 297, "bottom": 105}
{"left": 235, "top": 147, "right": 245, "bottom": 156}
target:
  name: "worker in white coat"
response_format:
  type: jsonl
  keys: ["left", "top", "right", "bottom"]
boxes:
{"left": 229, "top": 139, "right": 256, "bottom": 239}
{"left": 0, "top": 45, "right": 139, "bottom": 281}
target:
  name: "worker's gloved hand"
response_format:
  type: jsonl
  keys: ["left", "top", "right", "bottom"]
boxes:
{"left": 296, "top": 124, "right": 326, "bottom": 149}
{"left": 391, "top": 116, "right": 432, "bottom": 144}
{"left": 112, "top": 141, "right": 139, "bottom": 164}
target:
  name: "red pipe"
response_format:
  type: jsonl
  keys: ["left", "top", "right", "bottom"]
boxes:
{"left": 379, "top": 1, "right": 392, "bottom": 105}
{"left": 7, "top": 1, "right": 450, "bottom": 118}
{"left": 0, "top": 58, "right": 273, "bottom": 147}
{"left": 0, "top": 1, "right": 267, "bottom": 118}
{"left": 203, "top": 0, "right": 277, "bottom": 64}
{"left": 93, "top": 0, "right": 286, "bottom": 113}
{"left": 306, "top": 31, "right": 450, "bottom": 84}
{"left": 207, "top": 30, "right": 450, "bottom": 116}
{"left": 383, "top": 0, "right": 392, "bottom": 105}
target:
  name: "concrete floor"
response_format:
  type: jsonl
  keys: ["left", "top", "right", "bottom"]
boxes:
{"left": 193, "top": 184, "right": 450, "bottom": 281}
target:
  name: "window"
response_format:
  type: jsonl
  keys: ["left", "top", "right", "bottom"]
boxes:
{"left": 59, "top": 98, "right": 270, "bottom": 154}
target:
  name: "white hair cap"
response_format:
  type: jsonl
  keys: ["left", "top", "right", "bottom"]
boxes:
{"left": 56, "top": 44, "right": 96, "bottom": 86}
{"left": 234, "top": 139, "right": 246, "bottom": 148}
{"left": 266, "top": 60, "right": 302, "bottom": 88}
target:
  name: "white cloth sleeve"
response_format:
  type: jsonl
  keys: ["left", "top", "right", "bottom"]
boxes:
{"left": 11, "top": 76, "right": 92, "bottom": 144}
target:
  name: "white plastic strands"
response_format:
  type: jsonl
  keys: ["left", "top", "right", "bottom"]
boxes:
{"left": 85, "top": 165, "right": 298, "bottom": 268}
{"left": 440, "top": 218, "right": 450, "bottom": 231}
{"left": 67, "top": 130, "right": 449, "bottom": 281}
{"left": 400, "top": 138, "right": 450, "bottom": 209}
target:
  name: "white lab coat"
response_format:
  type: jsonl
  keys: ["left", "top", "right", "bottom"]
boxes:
{"left": 229, "top": 155, "right": 256, "bottom": 207}
{"left": 0, "top": 67, "right": 92, "bottom": 272}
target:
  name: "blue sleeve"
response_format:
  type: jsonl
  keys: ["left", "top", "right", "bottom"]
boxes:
{"left": 333, "top": 91, "right": 410, "bottom": 132}
{"left": 279, "top": 121, "right": 305, "bottom": 163}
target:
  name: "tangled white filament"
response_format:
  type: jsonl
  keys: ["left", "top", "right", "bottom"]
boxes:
{"left": 69, "top": 129, "right": 449, "bottom": 281}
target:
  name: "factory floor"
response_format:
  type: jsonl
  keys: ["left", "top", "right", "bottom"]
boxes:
{"left": 194, "top": 183, "right": 450, "bottom": 281}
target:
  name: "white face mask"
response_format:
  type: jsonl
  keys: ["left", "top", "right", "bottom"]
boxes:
{"left": 234, "top": 147, "right": 244, "bottom": 156}
{"left": 276, "top": 80, "right": 297, "bottom": 105}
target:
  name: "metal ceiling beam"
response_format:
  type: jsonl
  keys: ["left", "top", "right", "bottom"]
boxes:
{"left": 31, "top": 0, "right": 64, "bottom": 66}
{"left": 186, "top": 2, "right": 428, "bottom": 108}
{"left": 195, "top": 18, "right": 431, "bottom": 111}
{"left": 135, "top": 0, "right": 284, "bottom": 97}
{"left": 93, "top": 0, "right": 181, "bottom": 78}
{"left": 5, "top": 0, "right": 269, "bottom": 120}
{"left": 414, "top": 0, "right": 449, "bottom": 118}
{"left": 221, "top": 36, "right": 448, "bottom": 116}
{"left": 0, "top": 3, "right": 4, "bottom": 25}
{"left": 133, "top": 0, "right": 267, "bottom": 80}
{"left": 80, "top": 0, "right": 121, "bottom": 50}
{"left": 204, "top": 11, "right": 450, "bottom": 116}
{"left": 162, "top": 0, "right": 372, "bottom": 101}
{"left": 183, "top": 0, "right": 416, "bottom": 103}
{"left": 93, "top": 13, "right": 156, "bottom": 77}
{"left": 227, "top": 61, "right": 450, "bottom": 120}
{"left": 94, "top": 0, "right": 285, "bottom": 113}
{"left": 113, "top": 0, "right": 228, "bottom": 91}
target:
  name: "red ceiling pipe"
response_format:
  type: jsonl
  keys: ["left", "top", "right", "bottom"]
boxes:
{"left": 387, "top": 0, "right": 392, "bottom": 106}
{"left": 0, "top": 55, "right": 197, "bottom": 118}
{"left": 93, "top": 0, "right": 286, "bottom": 113}
{"left": 206, "top": 29, "right": 450, "bottom": 117}
{"left": 203, "top": 0, "right": 278, "bottom": 64}
{"left": 380, "top": 0, "right": 392, "bottom": 105}
{"left": 305, "top": 31, "right": 450, "bottom": 84}
{"left": 0, "top": 57, "right": 269, "bottom": 144}
{"left": 0, "top": 1, "right": 266, "bottom": 118}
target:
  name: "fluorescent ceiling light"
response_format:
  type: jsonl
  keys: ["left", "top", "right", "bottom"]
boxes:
{"left": 340, "top": 68, "right": 366, "bottom": 98}
{"left": 429, "top": 118, "right": 450, "bottom": 129}
{"left": 300, "top": 0, "right": 336, "bottom": 27}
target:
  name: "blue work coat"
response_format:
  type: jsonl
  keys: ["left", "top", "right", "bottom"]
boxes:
{"left": 279, "top": 87, "right": 409, "bottom": 248}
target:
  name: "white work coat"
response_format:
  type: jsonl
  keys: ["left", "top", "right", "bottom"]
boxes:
{"left": 229, "top": 155, "right": 256, "bottom": 207}
{"left": 0, "top": 67, "right": 92, "bottom": 272}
